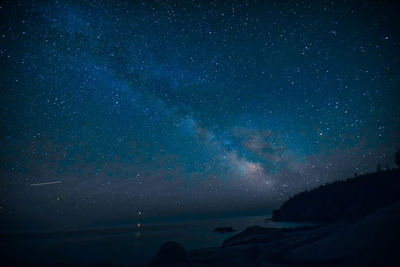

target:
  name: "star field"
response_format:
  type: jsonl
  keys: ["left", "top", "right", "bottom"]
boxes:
{"left": 0, "top": 0, "right": 399, "bottom": 230}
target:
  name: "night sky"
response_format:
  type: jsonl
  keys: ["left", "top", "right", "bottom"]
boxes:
{"left": 1, "top": 0, "right": 399, "bottom": 231}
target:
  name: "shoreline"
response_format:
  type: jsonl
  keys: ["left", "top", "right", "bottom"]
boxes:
{"left": 152, "top": 202, "right": 400, "bottom": 266}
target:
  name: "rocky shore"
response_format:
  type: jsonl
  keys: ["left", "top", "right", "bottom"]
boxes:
{"left": 151, "top": 169, "right": 400, "bottom": 266}
{"left": 151, "top": 202, "right": 400, "bottom": 266}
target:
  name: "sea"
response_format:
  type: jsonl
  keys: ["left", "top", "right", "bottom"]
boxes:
{"left": 0, "top": 215, "right": 314, "bottom": 266}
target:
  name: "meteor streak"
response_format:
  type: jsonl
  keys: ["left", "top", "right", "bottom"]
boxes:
{"left": 30, "top": 181, "right": 62, "bottom": 187}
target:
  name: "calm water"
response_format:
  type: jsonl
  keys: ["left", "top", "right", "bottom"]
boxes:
{"left": 1, "top": 215, "right": 314, "bottom": 266}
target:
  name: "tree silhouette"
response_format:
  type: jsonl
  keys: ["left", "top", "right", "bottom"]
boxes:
{"left": 272, "top": 169, "right": 400, "bottom": 222}
{"left": 396, "top": 149, "right": 400, "bottom": 167}
{"left": 377, "top": 164, "right": 381, "bottom": 172}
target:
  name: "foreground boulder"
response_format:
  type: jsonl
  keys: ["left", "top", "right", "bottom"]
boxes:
{"left": 151, "top": 241, "right": 190, "bottom": 267}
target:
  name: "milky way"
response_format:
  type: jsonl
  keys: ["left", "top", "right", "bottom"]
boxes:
{"left": 1, "top": 1, "right": 399, "bottom": 230}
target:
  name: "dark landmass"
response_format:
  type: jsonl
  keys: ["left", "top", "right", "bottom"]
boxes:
{"left": 150, "top": 169, "right": 400, "bottom": 266}
{"left": 183, "top": 202, "right": 400, "bottom": 266}
{"left": 273, "top": 169, "right": 400, "bottom": 222}
{"left": 214, "top": 227, "right": 235, "bottom": 233}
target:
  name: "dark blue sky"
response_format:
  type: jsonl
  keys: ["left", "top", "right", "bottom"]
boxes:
{"left": 1, "top": 0, "right": 399, "bottom": 230}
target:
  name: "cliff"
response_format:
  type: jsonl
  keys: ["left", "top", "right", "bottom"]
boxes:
{"left": 272, "top": 169, "right": 400, "bottom": 222}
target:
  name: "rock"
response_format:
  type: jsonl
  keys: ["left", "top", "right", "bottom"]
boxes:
{"left": 151, "top": 241, "right": 190, "bottom": 267}
{"left": 282, "top": 202, "right": 400, "bottom": 266}
{"left": 222, "top": 226, "right": 283, "bottom": 247}
{"left": 184, "top": 203, "right": 400, "bottom": 266}
{"left": 214, "top": 227, "right": 235, "bottom": 233}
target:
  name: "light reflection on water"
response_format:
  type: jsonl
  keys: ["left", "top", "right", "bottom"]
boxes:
{"left": 0, "top": 215, "right": 316, "bottom": 266}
